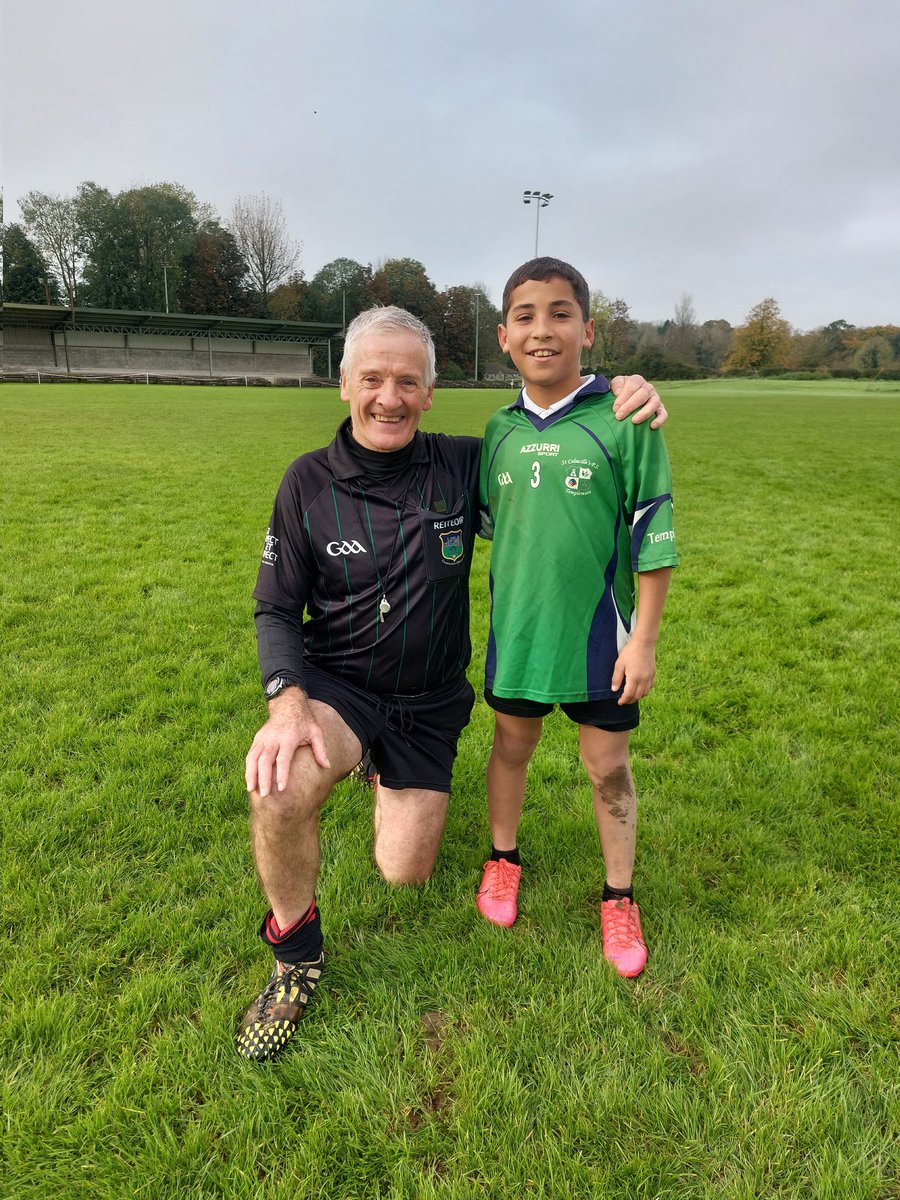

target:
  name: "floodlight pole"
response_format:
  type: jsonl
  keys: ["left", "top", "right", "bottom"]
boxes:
{"left": 163, "top": 265, "right": 171, "bottom": 314}
{"left": 522, "top": 190, "right": 553, "bottom": 256}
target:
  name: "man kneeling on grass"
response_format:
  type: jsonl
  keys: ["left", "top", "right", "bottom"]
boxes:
{"left": 238, "top": 306, "right": 666, "bottom": 1060}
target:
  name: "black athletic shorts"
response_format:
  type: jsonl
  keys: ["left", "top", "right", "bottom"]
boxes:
{"left": 484, "top": 688, "right": 639, "bottom": 733}
{"left": 304, "top": 666, "right": 476, "bottom": 793}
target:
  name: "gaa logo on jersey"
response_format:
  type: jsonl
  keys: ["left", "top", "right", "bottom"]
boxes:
{"left": 439, "top": 530, "right": 464, "bottom": 562}
{"left": 565, "top": 466, "right": 593, "bottom": 494}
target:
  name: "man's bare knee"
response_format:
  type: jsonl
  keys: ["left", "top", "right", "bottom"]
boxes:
{"left": 249, "top": 780, "right": 324, "bottom": 828}
{"left": 376, "top": 860, "right": 435, "bottom": 887}
{"left": 373, "top": 786, "right": 446, "bottom": 887}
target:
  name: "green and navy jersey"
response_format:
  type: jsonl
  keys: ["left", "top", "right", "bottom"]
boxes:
{"left": 254, "top": 418, "right": 480, "bottom": 695}
{"left": 480, "top": 376, "right": 678, "bottom": 703}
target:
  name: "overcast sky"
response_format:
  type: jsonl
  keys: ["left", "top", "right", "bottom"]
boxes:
{"left": 4, "top": 0, "right": 897, "bottom": 330}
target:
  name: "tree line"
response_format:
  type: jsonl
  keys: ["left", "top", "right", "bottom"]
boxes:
{"left": 3, "top": 181, "right": 897, "bottom": 380}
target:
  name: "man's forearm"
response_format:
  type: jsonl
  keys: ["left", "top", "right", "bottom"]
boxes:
{"left": 254, "top": 601, "right": 306, "bottom": 689}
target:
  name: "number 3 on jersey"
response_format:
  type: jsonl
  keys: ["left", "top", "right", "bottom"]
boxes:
{"left": 530, "top": 461, "right": 541, "bottom": 489}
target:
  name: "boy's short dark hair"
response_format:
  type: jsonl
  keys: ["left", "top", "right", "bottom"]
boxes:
{"left": 501, "top": 257, "right": 591, "bottom": 322}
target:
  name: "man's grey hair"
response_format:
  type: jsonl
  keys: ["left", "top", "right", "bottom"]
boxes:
{"left": 340, "top": 306, "right": 436, "bottom": 389}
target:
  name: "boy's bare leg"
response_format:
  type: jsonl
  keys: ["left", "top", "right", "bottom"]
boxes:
{"left": 373, "top": 786, "right": 449, "bottom": 884}
{"left": 485, "top": 712, "right": 543, "bottom": 849}
{"left": 578, "top": 726, "right": 636, "bottom": 889}
{"left": 249, "top": 701, "right": 362, "bottom": 929}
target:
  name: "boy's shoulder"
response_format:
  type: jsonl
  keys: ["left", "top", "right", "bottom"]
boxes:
{"left": 483, "top": 400, "right": 521, "bottom": 437}
{"left": 573, "top": 386, "right": 662, "bottom": 450}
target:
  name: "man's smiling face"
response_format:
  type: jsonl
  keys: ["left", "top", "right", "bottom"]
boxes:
{"left": 341, "top": 330, "right": 435, "bottom": 452}
{"left": 498, "top": 276, "right": 595, "bottom": 407}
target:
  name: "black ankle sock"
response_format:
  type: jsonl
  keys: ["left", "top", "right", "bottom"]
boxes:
{"left": 259, "top": 901, "right": 324, "bottom": 964}
{"left": 602, "top": 882, "right": 634, "bottom": 903}
{"left": 490, "top": 846, "right": 521, "bottom": 866}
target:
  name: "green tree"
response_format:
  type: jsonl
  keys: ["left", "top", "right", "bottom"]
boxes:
{"left": 725, "top": 298, "right": 791, "bottom": 372}
{"left": 821, "top": 319, "right": 855, "bottom": 363}
{"left": 371, "top": 257, "right": 440, "bottom": 328}
{"left": 79, "top": 182, "right": 202, "bottom": 310}
{"left": 622, "top": 344, "right": 668, "bottom": 381}
{"left": 304, "top": 258, "right": 373, "bottom": 326}
{"left": 75, "top": 182, "right": 131, "bottom": 308}
{"left": 178, "top": 227, "right": 251, "bottom": 316}
{"left": 436, "top": 285, "right": 499, "bottom": 378}
{"left": 853, "top": 335, "right": 894, "bottom": 370}
{"left": 2, "top": 223, "right": 59, "bottom": 303}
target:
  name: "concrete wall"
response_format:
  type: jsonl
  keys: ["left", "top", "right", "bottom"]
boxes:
{"left": 1, "top": 325, "right": 315, "bottom": 377}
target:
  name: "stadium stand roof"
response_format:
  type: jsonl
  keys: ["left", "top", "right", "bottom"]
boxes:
{"left": 2, "top": 303, "right": 343, "bottom": 343}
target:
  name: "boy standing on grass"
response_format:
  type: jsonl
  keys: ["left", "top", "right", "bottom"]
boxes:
{"left": 475, "top": 258, "right": 678, "bottom": 977}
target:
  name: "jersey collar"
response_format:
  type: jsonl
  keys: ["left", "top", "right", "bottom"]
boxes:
{"left": 509, "top": 373, "right": 611, "bottom": 429}
{"left": 327, "top": 416, "right": 431, "bottom": 481}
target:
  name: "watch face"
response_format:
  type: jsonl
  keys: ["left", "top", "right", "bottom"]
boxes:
{"left": 265, "top": 677, "right": 285, "bottom": 698}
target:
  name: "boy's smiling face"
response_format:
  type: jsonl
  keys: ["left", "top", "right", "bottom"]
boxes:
{"left": 498, "top": 276, "right": 595, "bottom": 407}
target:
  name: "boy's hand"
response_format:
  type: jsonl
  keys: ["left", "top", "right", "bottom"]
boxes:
{"left": 611, "top": 638, "right": 657, "bottom": 704}
{"left": 610, "top": 375, "right": 668, "bottom": 427}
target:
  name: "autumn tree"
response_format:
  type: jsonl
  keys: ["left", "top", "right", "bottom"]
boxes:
{"left": 18, "top": 190, "right": 84, "bottom": 305}
{"left": 724, "top": 298, "right": 791, "bottom": 372}
{"left": 587, "top": 290, "right": 634, "bottom": 375}
{"left": 268, "top": 272, "right": 310, "bottom": 321}
{"left": 230, "top": 193, "right": 300, "bottom": 316}
{"left": 2, "top": 223, "right": 59, "bottom": 303}
{"left": 785, "top": 329, "right": 829, "bottom": 369}
{"left": 696, "top": 319, "right": 732, "bottom": 370}
{"left": 666, "top": 293, "right": 698, "bottom": 364}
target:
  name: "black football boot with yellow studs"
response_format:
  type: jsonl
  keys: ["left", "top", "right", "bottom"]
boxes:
{"left": 235, "top": 954, "right": 324, "bottom": 1061}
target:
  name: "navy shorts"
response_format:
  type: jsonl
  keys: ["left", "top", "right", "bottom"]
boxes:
{"left": 484, "top": 688, "right": 639, "bottom": 733}
{"left": 304, "top": 666, "right": 476, "bottom": 793}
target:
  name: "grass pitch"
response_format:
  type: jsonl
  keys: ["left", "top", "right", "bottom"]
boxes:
{"left": 2, "top": 379, "right": 898, "bottom": 1199}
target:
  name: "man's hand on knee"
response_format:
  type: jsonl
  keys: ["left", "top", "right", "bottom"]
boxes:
{"left": 245, "top": 689, "right": 331, "bottom": 797}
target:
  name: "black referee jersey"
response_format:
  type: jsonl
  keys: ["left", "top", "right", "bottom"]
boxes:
{"left": 253, "top": 418, "right": 481, "bottom": 696}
